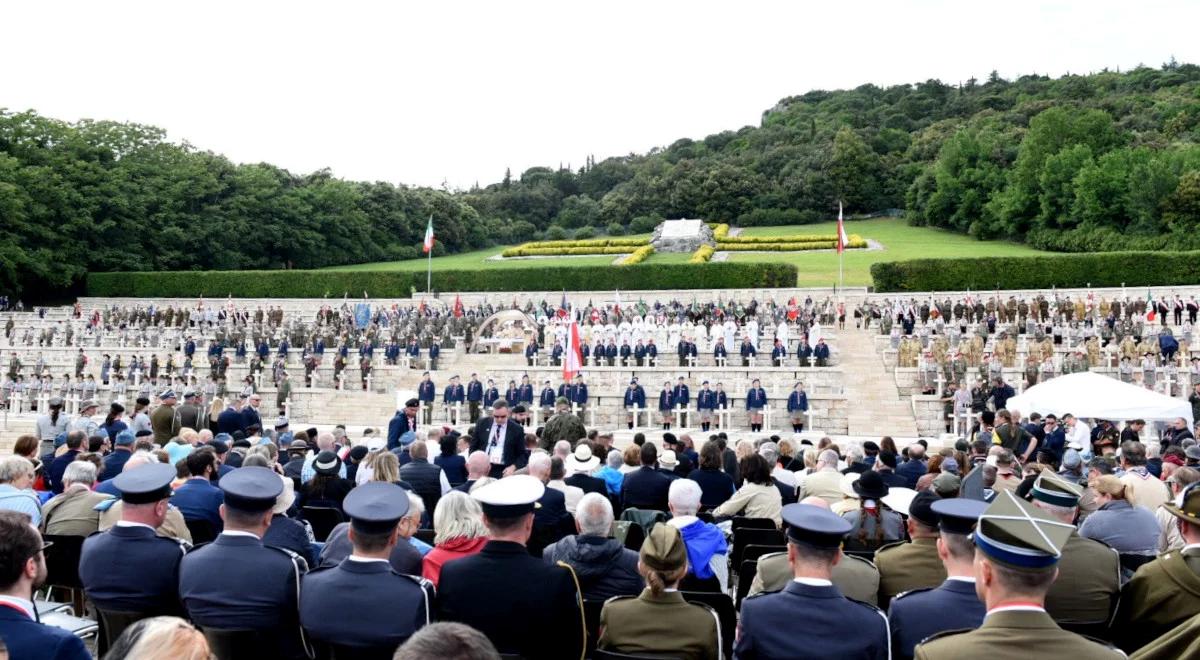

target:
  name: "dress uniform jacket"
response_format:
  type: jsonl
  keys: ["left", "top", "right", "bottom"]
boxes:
{"left": 300, "top": 558, "right": 433, "bottom": 649}
{"left": 875, "top": 537, "right": 947, "bottom": 606}
{"left": 748, "top": 552, "right": 880, "bottom": 605}
{"left": 736, "top": 580, "right": 889, "bottom": 659}
{"left": 0, "top": 605, "right": 90, "bottom": 660}
{"left": 599, "top": 589, "right": 719, "bottom": 660}
{"left": 888, "top": 579, "right": 984, "bottom": 660}
{"left": 437, "top": 540, "right": 584, "bottom": 659}
{"left": 915, "top": 609, "right": 1122, "bottom": 660}
{"left": 150, "top": 404, "right": 181, "bottom": 444}
{"left": 80, "top": 523, "right": 189, "bottom": 614}
{"left": 1044, "top": 531, "right": 1120, "bottom": 625}
{"left": 1111, "top": 548, "right": 1200, "bottom": 652}
{"left": 179, "top": 533, "right": 309, "bottom": 659}
{"left": 319, "top": 522, "right": 423, "bottom": 575}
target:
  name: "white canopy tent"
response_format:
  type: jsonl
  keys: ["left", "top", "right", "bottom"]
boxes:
{"left": 1006, "top": 371, "right": 1192, "bottom": 425}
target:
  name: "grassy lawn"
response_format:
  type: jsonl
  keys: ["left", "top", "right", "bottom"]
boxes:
{"left": 732, "top": 217, "right": 1044, "bottom": 287}
{"left": 644, "top": 252, "right": 695, "bottom": 264}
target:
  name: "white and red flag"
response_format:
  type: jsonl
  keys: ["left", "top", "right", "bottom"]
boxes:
{"left": 836, "top": 202, "right": 848, "bottom": 254}
{"left": 563, "top": 320, "right": 584, "bottom": 380}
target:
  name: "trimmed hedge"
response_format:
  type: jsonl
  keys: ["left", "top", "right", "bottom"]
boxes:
{"left": 870, "top": 251, "right": 1200, "bottom": 292}
{"left": 87, "top": 262, "right": 798, "bottom": 297}
{"left": 502, "top": 246, "right": 632, "bottom": 257}
{"left": 710, "top": 223, "right": 730, "bottom": 240}
{"left": 718, "top": 233, "right": 839, "bottom": 244}
{"left": 499, "top": 237, "right": 648, "bottom": 259}
{"left": 617, "top": 245, "right": 655, "bottom": 266}
{"left": 715, "top": 236, "right": 867, "bottom": 251}
{"left": 689, "top": 245, "right": 715, "bottom": 263}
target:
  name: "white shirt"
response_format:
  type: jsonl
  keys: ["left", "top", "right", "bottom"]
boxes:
{"left": 793, "top": 577, "right": 833, "bottom": 587}
{"left": 986, "top": 604, "right": 1044, "bottom": 616}
{"left": 348, "top": 555, "right": 389, "bottom": 563}
{"left": 115, "top": 521, "right": 155, "bottom": 531}
{"left": 220, "top": 530, "right": 261, "bottom": 540}
{"left": 487, "top": 422, "right": 507, "bottom": 464}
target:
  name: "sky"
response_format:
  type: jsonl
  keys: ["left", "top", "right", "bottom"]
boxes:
{"left": 3, "top": 1, "right": 1199, "bottom": 190}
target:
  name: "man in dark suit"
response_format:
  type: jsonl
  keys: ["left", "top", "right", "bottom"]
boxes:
{"left": 437, "top": 475, "right": 584, "bottom": 659}
{"left": 0, "top": 510, "right": 91, "bottom": 660}
{"left": 172, "top": 451, "right": 225, "bottom": 531}
{"left": 621, "top": 443, "right": 674, "bottom": 512}
{"left": 387, "top": 398, "right": 420, "bottom": 451}
{"left": 453, "top": 451, "right": 491, "bottom": 493}
{"left": 896, "top": 443, "right": 928, "bottom": 489}
{"left": 216, "top": 398, "right": 246, "bottom": 436}
{"left": 470, "top": 400, "right": 526, "bottom": 478}
{"left": 240, "top": 393, "right": 264, "bottom": 434}
{"left": 526, "top": 453, "right": 572, "bottom": 556}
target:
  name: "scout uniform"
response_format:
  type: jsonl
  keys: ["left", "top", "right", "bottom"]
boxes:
{"left": 914, "top": 492, "right": 1123, "bottom": 660}
{"left": 598, "top": 525, "right": 720, "bottom": 660}
{"left": 300, "top": 481, "right": 434, "bottom": 650}
{"left": 888, "top": 498, "right": 987, "bottom": 660}
{"left": 875, "top": 492, "right": 948, "bottom": 607}
{"left": 1111, "top": 480, "right": 1200, "bottom": 653}
{"left": 736, "top": 503, "right": 890, "bottom": 659}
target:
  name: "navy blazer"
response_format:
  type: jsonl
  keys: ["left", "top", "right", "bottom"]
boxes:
{"left": 437, "top": 540, "right": 584, "bottom": 659}
{"left": 418, "top": 380, "right": 436, "bottom": 402}
{"left": 467, "top": 381, "right": 484, "bottom": 402}
{"left": 469, "top": 416, "right": 527, "bottom": 470}
{"left": 697, "top": 389, "right": 716, "bottom": 410}
{"left": 0, "top": 606, "right": 90, "bottom": 660}
{"left": 300, "top": 559, "right": 432, "bottom": 649}
{"left": 736, "top": 581, "right": 889, "bottom": 659}
{"left": 171, "top": 477, "right": 225, "bottom": 531}
{"left": 387, "top": 412, "right": 418, "bottom": 451}
{"left": 179, "top": 533, "right": 307, "bottom": 658}
{"left": 98, "top": 448, "right": 133, "bottom": 482}
{"left": 746, "top": 388, "right": 768, "bottom": 409}
{"left": 888, "top": 579, "right": 985, "bottom": 660}
{"left": 444, "top": 384, "right": 465, "bottom": 404}
{"left": 672, "top": 384, "right": 690, "bottom": 406}
{"left": 216, "top": 408, "right": 245, "bottom": 436}
{"left": 788, "top": 391, "right": 809, "bottom": 412}
{"left": 621, "top": 466, "right": 673, "bottom": 512}
{"left": 624, "top": 387, "right": 646, "bottom": 408}
{"left": 80, "top": 523, "right": 188, "bottom": 613}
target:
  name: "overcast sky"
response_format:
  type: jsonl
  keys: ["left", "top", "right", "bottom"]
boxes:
{"left": 3, "top": 1, "right": 1198, "bottom": 189}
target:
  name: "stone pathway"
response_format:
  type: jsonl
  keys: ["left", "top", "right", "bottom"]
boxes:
{"left": 837, "top": 326, "right": 920, "bottom": 438}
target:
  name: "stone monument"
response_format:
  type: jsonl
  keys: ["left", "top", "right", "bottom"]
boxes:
{"left": 650, "top": 219, "right": 715, "bottom": 253}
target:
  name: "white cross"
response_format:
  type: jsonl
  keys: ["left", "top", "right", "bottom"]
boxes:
{"left": 675, "top": 404, "right": 689, "bottom": 428}
{"left": 1161, "top": 370, "right": 1176, "bottom": 397}
{"left": 715, "top": 356, "right": 726, "bottom": 368}
{"left": 132, "top": 369, "right": 141, "bottom": 387}
{"left": 283, "top": 398, "right": 292, "bottom": 420}
{"left": 803, "top": 408, "right": 817, "bottom": 433}
{"left": 762, "top": 405, "right": 775, "bottom": 432}
{"left": 806, "top": 355, "right": 817, "bottom": 369}
{"left": 365, "top": 373, "right": 373, "bottom": 392}
{"left": 717, "top": 404, "right": 732, "bottom": 430}
{"left": 588, "top": 405, "right": 597, "bottom": 429}
{"left": 935, "top": 371, "right": 946, "bottom": 397}
{"left": 337, "top": 373, "right": 346, "bottom": 391}
{"left": 453, "top": 402, "right": 463, "bottom": 426}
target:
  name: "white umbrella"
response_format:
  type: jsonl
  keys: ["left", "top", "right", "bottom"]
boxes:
{"left": 1005, "top": 371, "right": 1192, "bottom": 424}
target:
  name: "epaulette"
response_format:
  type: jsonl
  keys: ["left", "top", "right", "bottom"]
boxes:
{"left": 266, "top": 544, "right": 310, "bottom": 572}
{"left": 171, "top": 537, "right": 193, "bottom": 554}
{"left": 845, "top": 596, "right": 886, "bottom": 615}
{"left": 874, "top": 540, "right": 908, "bottom": 555}
{"left": 890, "top": 586, "right": 934, "bottom": 602}
{"left": 918, "top": 627, "right": 974, "bottom": 645}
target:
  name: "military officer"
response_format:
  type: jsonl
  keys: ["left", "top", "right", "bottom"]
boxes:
{"left": 736, "top": 502, "right": 890, "bottom": 659}
{"left": 300, "top": 481, "right": 433, "bottom": 651}
{"left": 875, "top": 491, "right": 948, "bottom": 607}
{"left": 79, "top": 463, "right": 189, "bottom": 618}
{"left": 748, "top": 543, "right": 880, "bottom": 605}
{"left": 888, "top": 498, "right": 987, "bottom": 660}
{"left": 913, "top": 491, "right": 1122, "bottom": 660}
{"left": 1026, "top": 470, "right": 1120, "bottom": 626}
{"left": 1110, "top": 480, "right": 1200, "bottom": 653}
{"left": 179, "top": 467, "right": 309, "bottom": 660}
{"left": 437, "top": 475, "right": 585, "bottom": 659}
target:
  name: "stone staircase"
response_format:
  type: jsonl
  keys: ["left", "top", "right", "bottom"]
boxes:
{"left": 837, "top": 327, "right": 920, "bottom": 439}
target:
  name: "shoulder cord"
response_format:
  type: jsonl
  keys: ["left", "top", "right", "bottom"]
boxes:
{"left": 556, "top": 560, "right": 587, "bottom": 660}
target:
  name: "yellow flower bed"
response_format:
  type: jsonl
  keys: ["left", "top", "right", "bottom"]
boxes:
{"left": 618, "top": 245, "right": 655, "bottom": 266}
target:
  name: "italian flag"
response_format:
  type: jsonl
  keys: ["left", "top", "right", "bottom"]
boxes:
{"left": 836, "top": 202, "right": 848, "bottom": 254}
{"left": 422, "top": 215, "right": 434, "bottom": 253}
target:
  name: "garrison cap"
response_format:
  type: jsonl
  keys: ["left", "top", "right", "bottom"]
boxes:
{"left": 1029, "top": 469, "right": 1083, "bottom": 508}
{"left": 972, "top": 490, "right": 1075, "bottom": 569}
{"left": 112, "top": 463, "right": 175, "bottom": 504}
{"left": 639, "top": 524, "right": 687, "bottom": 572}
{"left": 781, "top": 502, "right": 852, "bottom": 547}
{"left": 343, "top": 481, "right": 411, "bottom": 535}
{"left": 219, "top": 466, "right": 283, "bottom": 513}
{"left": 472, "top": 474, "right": 544, "bottom": 519}
{"left": 930, "top": 497, "right": 987, "bottom": 535}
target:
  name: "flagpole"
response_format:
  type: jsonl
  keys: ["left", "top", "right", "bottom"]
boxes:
{"left": 425, "top": 214, "right": 433, "bottom": 295}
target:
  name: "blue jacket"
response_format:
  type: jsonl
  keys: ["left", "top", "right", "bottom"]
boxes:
{"left": 746, "top": 388, "right": 768, "bottom": 409}
{"left": 621, "top": 466, "right": 673, "bottom": 512}
{"left": 740, "top": 343, "right": 757, "bottom": 357}
{"left": 517, "top": 384, "right": 534, "bottom": 404}
{"left": 525, "top": 343, "right": 539, "bottom": 358}
{"left": 815, "top": 343, "right": 831, "bottom": 360}
{"left": 713, "top": 344, "right": 728, "bottom": 358}
{"left": 467, "top": 381, "right": 484, "bottom": 402}
{"left": 300, "top": 559, "right": 431, "bottom": 649}
{"left": 429, "top": 344, "right": 440, "bottom": 359}
{"left": 0, "top": 605, "right": 90, "bottom": 660}
{"left": 571, "top": 383, "right": 588, "bottom": 404}
{"left": 624, "top": 387, "right": 646, "bottom": 409}
{"left": 539, "top": 388, "right": 556, "bottom": 407}
{"left": 736, "top": 582, "right": 889, "bottom": 659}
{"left": 888, "top": 579, "right": 985, "bottom": 660}
{"left": 172, "top": 477, "right": 225, "bottom": 530}
{"left": 80, "top": 523, "right": 187, "bottom": 613}
{"left": 658, "top": 390, "right": 674, "bottom": 412}
{"left": 787, "top": 391, "right": 809, "bottom": 412}
{"left": 217, "top": 407, "right": 245, "bottom": 435}
{"left": 444, "top": 384, "right": 465, "bottom": 404}
{"left": 483, "top": 387, "right": 499, "bottom": 408}
{"left": 388, "top": 412, "right": 418, "bottom": 451}
{"left": 672, "top": 384, "right": 690, "bottom": 406}
{"left": 697, "top": 389, "right": 716, "bottom": 411}
{"left": 98, "top": 448, "right": 133, "bottom": 482}
{"left": 418, "top": 380, "right": 436, "bottom": 402}
{"left": 772, "top": 345, "right": 788, "bottom": 360}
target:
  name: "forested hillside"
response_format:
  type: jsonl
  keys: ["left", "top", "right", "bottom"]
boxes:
{"left": 2, "top": 61, "right": 1199, "bottom": 296}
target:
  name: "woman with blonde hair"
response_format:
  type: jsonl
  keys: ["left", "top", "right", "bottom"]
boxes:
{"left": 422, "top": 491, "right": 489, "bottom": 587}
{"left": 105, "top": 616, "right": 213, "bottom": 660}
{"left": 369, "top": 451, "right": 402, "bottom": 485}
{"left": 1079, "top": 474, "right": 1159, "bottom": 556}
{"left": 207, "top": 397, "right": 224, "bottom": 433}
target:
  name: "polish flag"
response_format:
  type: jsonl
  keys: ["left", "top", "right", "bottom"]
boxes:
{"left": 563, "top": 320, "right": 584, "bottom": 381}
{"left": 422, "top": 215, "right": 435, "bottom": 253}
{"left": 836, "top": 202, "right": 848, "bottom": 254}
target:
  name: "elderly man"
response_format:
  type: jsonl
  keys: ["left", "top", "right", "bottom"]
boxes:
{"left": 0, "top": 456, "right": 42, "bottom": 526}
{"left": 665, "top": 479, "right": 728, "bottom": 591}
{"left": 45, "top": 430, "right": 85, "bottom": 495}
{"left": 547, "top": 457, "right": 584, "bottom": 514}
{"left": 320, "top": 491, "right": 427, "bottom": 572}
{"left": 41, "top": 461, "right": 111, "bottom": 536}
{"left": 1157, "top": 466, "right": 1200, "bottom": 552}
{"left": 798, "top": 449, "right": 843, "bottom": 505}
{"left": 400, "top": 440, "right": 451, "bottom": 521}
{"left": 760, "top": 441, "right": 795, "bottom": 491}
{"left": 896, "top": 443, "right": 927, "bottom": 489}
{"left": 301, "top": 432, "right": 348, "bottom": 483}
{"left": 1119, "top": 441, "right": 1170, "bottom": 510}
{"left": 526, "top": 452, "right": 571, "bottom": 555}
{"left": 542, "top": 492, "right": 642, "bottom": 601}
{"left": 453, "top": 451, "right": 491, "bottom": 493}
{"left": 97, "top": 452, "right": 193, "bottom": 542}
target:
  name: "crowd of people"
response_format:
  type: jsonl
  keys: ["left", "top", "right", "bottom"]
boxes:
{"left": 0, "top": 383, "right": 1199, "bottom": 659}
